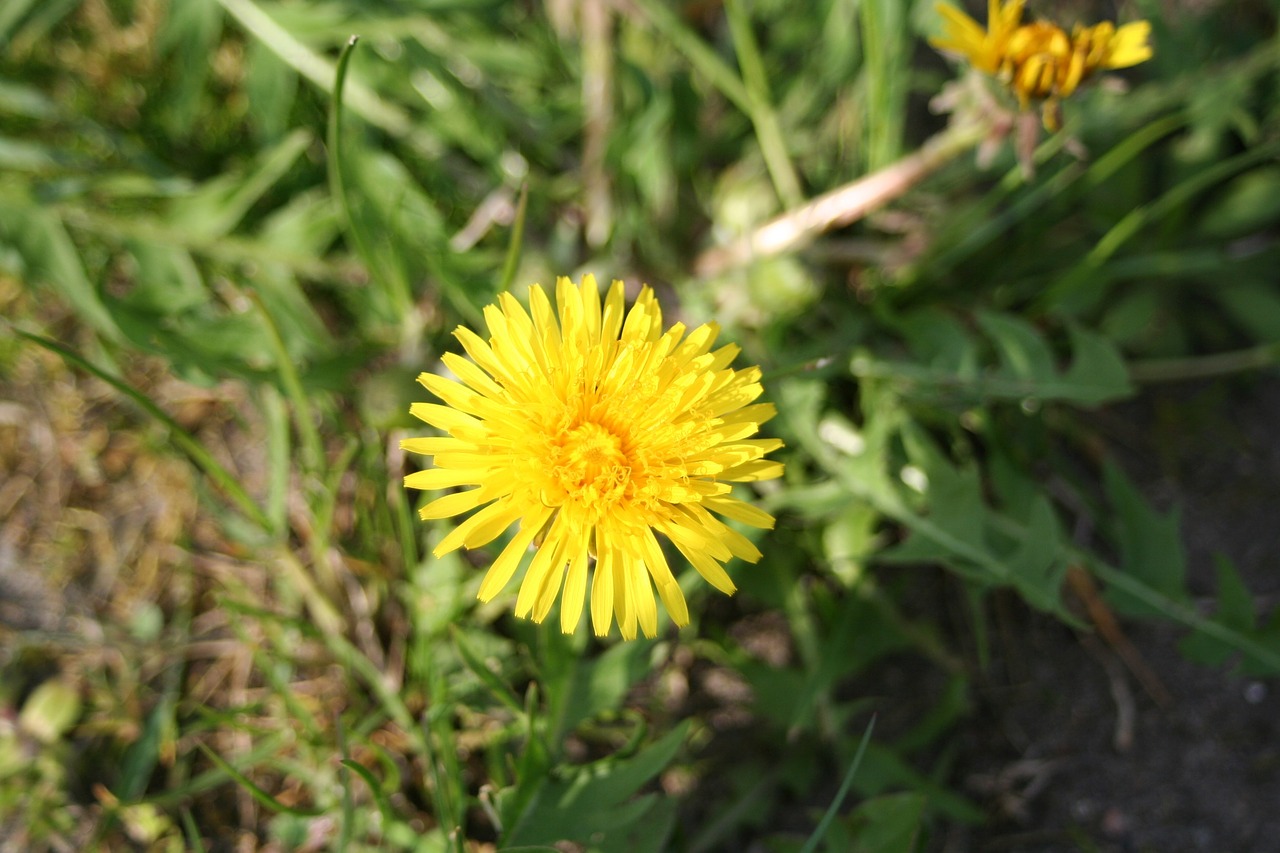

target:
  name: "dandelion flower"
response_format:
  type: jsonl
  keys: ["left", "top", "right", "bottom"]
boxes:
{"left": 403, "top": 275, "right": 784, "bottom": 640}
{"left": 932, "top": 1, "right": 1152, "bottom": 129}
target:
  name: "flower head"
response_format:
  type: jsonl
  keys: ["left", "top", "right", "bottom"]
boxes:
{"left": 403, "top": 275, "right": 783, "bottom": 640}
{"left": 932, "top": 1, "right": 1152, "bottom": 129}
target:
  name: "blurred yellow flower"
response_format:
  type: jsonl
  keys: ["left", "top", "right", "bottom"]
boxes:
{"left": 932, "top": 1, "right": 1153, "bottom": 129}
{"left": 403, "top": 275, "right": 783, "bottom": 640}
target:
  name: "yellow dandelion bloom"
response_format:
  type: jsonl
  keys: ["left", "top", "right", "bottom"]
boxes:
{"left": 932, "top": 0, "right": 1027, "bottom": 75}
{"left": 403, "top": 274, "right": 784, "bottom": 640}
{"left": 932, "top": 1, "right": 1152, "bottom": 129}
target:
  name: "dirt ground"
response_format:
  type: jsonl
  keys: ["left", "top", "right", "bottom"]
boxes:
{"left": 947, "top": 376, "right": 1280, "bottom": 852}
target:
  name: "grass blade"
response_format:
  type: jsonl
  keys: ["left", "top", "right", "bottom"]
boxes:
{"left": 1044, "top": 136, "right": 1280, "bottom": 312}
{"left": 11, "top": 327, "right": 273, "bottom": 533}
{"left": 0, "top": 206, "right": 123, "bottom": 343}
{"left": 497, "top": 182, "right": 529, "bottom": 294}
{"left": 247, "top": 290, "right": 325, "bottom": 475}
{"left": 196, "top": 743, "right": 324, "bottom": 818}
{"left": 724, "top": 0, "right": 803, "bottom": 207}
{"left": 326, "top": 34, "right": 417, "bottom": 328}
{"left": 799, "top": 715, "right": 876, "bottom": 853}
{"left": 216, "top": 0, "right": 415, "bottom": 141}
{"left": 628, "top": 0, "right": 751, "bottom": 113}
{"left": 858, "top": 0, "right": 907, "bottom": 170}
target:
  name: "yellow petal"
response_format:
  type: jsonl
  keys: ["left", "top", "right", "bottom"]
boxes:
{"left": 672, "top": 540, "right": 737, "bottom": 596}
{"left": 441, "top": 352, "right": 506, "bottom": 398}
{"left": 400, "top": 436, "right": 467, "bottom": 456}
{"left": 617, "top": 548, "right": 638, "bottom": 641}
{"left": 559, "top": 531, "right": 591, "bottom": 633}
{"left": 639, "top": 529, "right": 688, "bottom": 628}
{"left": 454, "top": 326, "right": 527, "bottom": 394}
{"left": 528, "top": 283, "right": 563, "bottom": 373}
{"left": 719, "top": 458, "right": 786, "bottom": 482}
{"left": 409, "top": 402, "right": 483, "bottom": 435}
{"left": 1107, "top": 21, "right": 1153, "bottom": 68}
{"left": 515, "top": 516, "right": 569, "bottom": 618}
{"left": 434, "top": 498, "right": 522, "bottom": 555}
{"left": 705, "top": 494, "right": 777, "bottom": 530}
{"left": 591, "top": 539, "right": 618, "bottom": 637}
{"left": 580, "top": 273, "right": 602, "bottom": 342}
{"left": 405, "top": 467, "right": 488, "bottom": 491}
{"left": 417, "top": 488, "right": 493, "bottom": 520}
{"left": 629, "top": 557, "right": 659, "bottom": 638}
{"left": 477, "top": 509, "right": 551, "bottom": 601}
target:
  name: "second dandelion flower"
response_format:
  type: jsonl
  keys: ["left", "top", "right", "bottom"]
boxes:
{"left": 932, "top": 0, "right": 1153, "bottom": 130}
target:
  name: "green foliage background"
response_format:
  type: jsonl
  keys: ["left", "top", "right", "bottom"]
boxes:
{"left": 2, "top": 0, "right": 1279, "bottom": 850}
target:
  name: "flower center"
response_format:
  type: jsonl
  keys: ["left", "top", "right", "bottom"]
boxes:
{"left": 549, "top": 421, "right": 632, "bottom": 509}
{"left": 1002, "top": 22, "right": 1074, "bottom": 101}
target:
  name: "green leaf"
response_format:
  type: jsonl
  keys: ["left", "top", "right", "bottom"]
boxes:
{"left": 1058, "top": 323, "right": 1133, "bottom": 406}
{"left": 852, "top": 310, "right": 1132, "bottom": 407}
{"left": 1102, "top": 463, "right": 1190, "bottom": 618}
{"left": 742, "top": 590, "right": 905, "bottom": 733}
{"left": 1100, "top": 286, "right": 1163, "bottom": 347}
{"left": 118, "top": 696, "right": 176, "bottom": 801}
{"left": 493, "top": 683, "right": 551, "bottom": 838}
{"left": 976, "top": 311, "right": 1056, "bottom": 383}
{"left": 850, "top": 415, "right": 1073, "bottom": 619}
{"left": 896, "top": 307, "right": 977, "bottom": 376}
{"left": 1001, "top": 496, "right": 1069, "bottom": 616}
{"left": 1197, "top": 165, "right": 1280, "bottom": 239}
{"left": 847, "top": 792, "right": 925, "bottom": 853}
{"left": 0, "top": 0, "right": 77, "bottom": 49}
{"left": 876, "top": 425, "right": 992, "bottom": 582}
{"left": 901, "top": 424, "right": 987, "bottom": 553}
{"left": 0, "top": 0, "right": 42, "bottom": 43}
{"left": 822, "top": 502, "right": 882, "bottom": 586}
{"left": 1177, "top": 555, "right": 1279, "bottom": 674}
{"left": 852, "top": 745, "right": 982, "bottom": 823}
{"left": 156, "top": 0, "right": 223, "bottom": 133}
{"left": 892, "top": 676, "right": 969, "bottom": 754}
{"left": 0, "top": 135, "right": 65, "bottom": 171}
{"left": 452, "top": 626, "right": 523, "bottom": 715}
{"left": 856, "top": 0, "right": 909, "bottom": 170}
{"left": 552, "top": 640, "right": 654, "bottom": 744}
{"left": 117, "top": 240, "right": 207, "bottom": 315}
{"left": 245, "top": 36, "right": 299, "bottom": 142}
{"left": 170, "top": 128, "right": 313, "bottom": 239}
{"left": 1214, "top": 280, "right": 1280, "bottom": 343}
{"left": 327, "top": 37, "right": 426, "bottom": 330}
{"left": 0, "top": 80, "right": 59, "bottom": 120}
{"left": 503, "top": 720, "right": 690, "bottom": 849}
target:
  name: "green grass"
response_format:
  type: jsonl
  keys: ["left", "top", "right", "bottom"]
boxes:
{"left": 3, "top": 0, "right": 1280, "bottom": 850}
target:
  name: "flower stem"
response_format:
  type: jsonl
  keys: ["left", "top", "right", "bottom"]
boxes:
{"left": 695, "top": 120, "right": 988, "bottom": 277}
{"left": 1128, "top": 342, "right": 1280, "bottom": 383}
